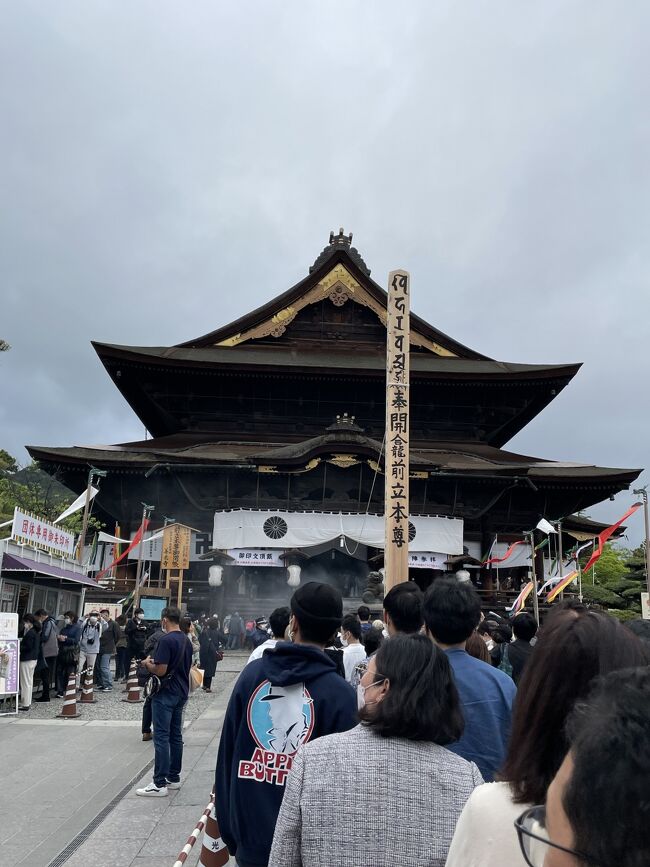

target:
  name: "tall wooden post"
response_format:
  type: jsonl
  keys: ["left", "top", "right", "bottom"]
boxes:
{"left": 384, "top": 269, "right": 411, "bottom": 592}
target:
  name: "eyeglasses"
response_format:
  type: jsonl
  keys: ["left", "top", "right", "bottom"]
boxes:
{"left": 515, "top": 806, "right": 599, "bottom": 867}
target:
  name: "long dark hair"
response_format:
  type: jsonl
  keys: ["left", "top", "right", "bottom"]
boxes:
{"left": 359, "top": 634, "right": 464, "bottom": 745}
{"left": 500, "top": 607, "right": 649, "bottom": 804}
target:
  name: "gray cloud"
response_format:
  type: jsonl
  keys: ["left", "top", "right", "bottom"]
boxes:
{"left": 1, "top": 1, "right": 648, "bottom": 544}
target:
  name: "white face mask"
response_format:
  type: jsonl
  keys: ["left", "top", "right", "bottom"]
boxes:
{"left": 64, "top": 617, "right": 71, "bottom": 626}
{"left": 135, "top": 615, "right": 143, "bottom": 622}
{"left": 340, "top": 634, "right": 348, "bottom": 647}
{"left": 356, "top": 678, "right": 385, "bottom": 711}
{"left": 23, "top": 623, "right": 32, "bottom": 632}
{"left": 89, "top": 616, "right": 98, "bottom": 625}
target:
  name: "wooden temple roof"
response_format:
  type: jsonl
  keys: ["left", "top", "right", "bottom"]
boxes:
{"left": 27, "top": 433, "right": 640, "bottom": 487}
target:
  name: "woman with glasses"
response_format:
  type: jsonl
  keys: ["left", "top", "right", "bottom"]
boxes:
{"left": 445, "top": 606, "right": 649, "bottom": 867}
{"left": 269, "top": 633, "right": 482, "bottom": 867}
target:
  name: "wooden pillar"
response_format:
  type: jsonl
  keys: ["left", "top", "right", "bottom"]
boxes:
{"left": 384, "top": 269, "right": 411, "bottom": 592}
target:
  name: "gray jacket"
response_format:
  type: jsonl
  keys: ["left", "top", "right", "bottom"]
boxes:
{"left": 78, "top": 618, "right": 107, "bottom": 654}
{"left": 269, "top": 725, "right": 482, "bottom": 867}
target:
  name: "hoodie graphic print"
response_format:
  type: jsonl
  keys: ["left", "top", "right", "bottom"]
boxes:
{"left": 215, "top": 642, "right": 357, "bottom": 866}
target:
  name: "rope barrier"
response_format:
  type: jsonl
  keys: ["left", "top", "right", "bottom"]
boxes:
{"left": 171, "top": 799, "right": 214, "bottom": 867}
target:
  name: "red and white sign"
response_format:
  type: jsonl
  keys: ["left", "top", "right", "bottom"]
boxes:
{"left": 11, "top": 507, "right": 76, "bottom": 558}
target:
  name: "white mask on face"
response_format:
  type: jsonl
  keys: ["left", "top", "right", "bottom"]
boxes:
{"left": 64, "top": 617, "right": 71, "bottom": 626}
{"left": 23, "top": 623, "right": 32, "bottom": 632}
{"left": 340, "top": 634, "right": 348, "bottom": 647}
{"left": 135, "top": 615, "right": 143, "bottom": 622}
{"left": 89, "top": 616, "right": 98, "bottom": 625}
{"left": 356, "top": 677, "right": 385, "bottom": 710}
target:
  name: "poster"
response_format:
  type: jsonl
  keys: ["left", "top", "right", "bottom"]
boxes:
{"left": 0, "top": 612, "right": 19, "bottom": 641}
{"left": 83, "top": 603, "right": 122, "bottom": 621}
{"left": 0, "top": 639, "right": 19, "bottom": 697}
{"left": 161, "top": 525, "right": 192, "bottom": 571}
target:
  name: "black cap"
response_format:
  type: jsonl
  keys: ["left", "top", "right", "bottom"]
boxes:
{"left": 290, "top": 582, "right": 343, "bottom": 636}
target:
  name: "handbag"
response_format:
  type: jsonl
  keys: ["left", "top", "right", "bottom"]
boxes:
{"left": 60, "top": 645, "right": 80, "bottom": 667}
{"left": 141, "top": 637, "right": 185, "bottom": 699}
{"left": 189, "top": 665, "right": 204, "bottom": 693}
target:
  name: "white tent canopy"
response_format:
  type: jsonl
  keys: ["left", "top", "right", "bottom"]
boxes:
{"left": 212, "top": 509, "right": 464, "bottom": 555}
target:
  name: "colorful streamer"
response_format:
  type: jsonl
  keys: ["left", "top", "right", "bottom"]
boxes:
{"left": 483, "top": 540, "right": 527, "bottom": 566}
{"left": 581, "top": 502, "right": 642, "bottom": 575}
{"left": 96, "top": 518, "right": 149, "bottom": 582}
{"left": 506, "top": 581, "right": 534, "bottom": 616}
{"left": 546, "top": 570, "right": 579, "bottom": 603}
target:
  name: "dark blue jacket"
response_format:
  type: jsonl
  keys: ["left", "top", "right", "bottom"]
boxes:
{"left": 58, "top": 622, "right": 82, "bottom": 648}
{"left": 215, "top": 642, "right": 357, "bottom": 866}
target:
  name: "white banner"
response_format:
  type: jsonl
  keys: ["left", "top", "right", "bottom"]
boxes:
{"left": 408, "top": 552, "right": 447, "bottom": 569}
{"left": 213, "top": 510, "right": 463, "bottom": 554}
{"left": 54, "top": 487, "right": 99, "bottom": 524}
{"left": 227, "top": 549, "right": 284, "bottom": 567}
{"left": 11, "top": 508, "right": 75, "bottom": 558}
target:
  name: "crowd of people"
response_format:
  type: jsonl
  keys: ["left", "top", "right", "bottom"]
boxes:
{"left": 206, "top": 578, "right": 650, "bottom": 867}
{"left": 7, "top": 581, "right": 650, "bottom": 865}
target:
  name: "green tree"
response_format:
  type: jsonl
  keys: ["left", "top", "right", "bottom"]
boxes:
{"left": 580, "top": 541, "right": 645, "bottom": 617}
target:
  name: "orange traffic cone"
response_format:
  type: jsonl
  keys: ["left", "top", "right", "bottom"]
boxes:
{"left": 80, "top": 667, "right": 97, "bottom": 704}
{"left": 122, "top": 659, "right": 143, "bottom": 703}
{"left": 57, "top": 671, "right": 81, "bottom": 718}
{"left": 199, "top": 804, "right": 229, "bottom": 867}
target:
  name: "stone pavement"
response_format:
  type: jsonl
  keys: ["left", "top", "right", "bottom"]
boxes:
{"left": 0, "top": 653, "right": 246, "bottom": 867}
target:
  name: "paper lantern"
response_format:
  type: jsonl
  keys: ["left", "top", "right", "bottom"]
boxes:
{"left": 287, "top": 564, "right": 301, "bottom": 587}
{"left": 208, "top": 564, "right": 223, "bottom": 588}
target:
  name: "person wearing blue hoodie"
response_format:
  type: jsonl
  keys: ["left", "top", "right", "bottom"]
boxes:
{"left": 215, "top": 581, "right": 357, "bottom": 867}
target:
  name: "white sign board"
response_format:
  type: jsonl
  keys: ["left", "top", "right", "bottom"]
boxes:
{"left": 227, "top": 549, "right": 284, "bottom": 567}
{"left": 83, "top": 603, "right": 122, "bottom": 621}
{"left": 0, "top": 613, "right": 19, "bottom": 641}
{"left": 11, "top": 508, "right": 76, "bottom": 558}
{"left": 408, "top": 552, "right": 447, "bottom": 570}
{"left": 642, "top": 592, "right": 649, "bottom": 621}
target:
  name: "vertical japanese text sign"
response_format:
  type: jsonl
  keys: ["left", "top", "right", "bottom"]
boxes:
{"left": 384, "top": 269, "right": 410, "bottom": 592}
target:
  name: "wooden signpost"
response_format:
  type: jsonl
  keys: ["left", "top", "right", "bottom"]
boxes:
{"left": 161, "top": 523, "right": 193, "bottom": 607}
{"left": 384, "top": 269, "right": 411, "bottom": 592}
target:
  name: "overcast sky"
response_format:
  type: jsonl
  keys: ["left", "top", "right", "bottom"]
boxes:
{"left": 1, "top": 2, "right": 648, "bottom": 545}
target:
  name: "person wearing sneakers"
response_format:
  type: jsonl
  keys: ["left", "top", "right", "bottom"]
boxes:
{"left": 136, "top": 606, "right": 192, "bottom": 797}
{"left": 215, "top": 581, "right": 357, "bottom": 867}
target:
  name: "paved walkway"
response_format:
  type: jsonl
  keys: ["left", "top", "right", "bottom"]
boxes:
{"left": 0, "top": 654, "right": 245, "bottom": 867}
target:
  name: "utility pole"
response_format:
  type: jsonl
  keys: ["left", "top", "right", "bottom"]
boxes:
{"left": 529, "top": 532, "right": 540, "bottom": 624}
{"left": 134, "top": 503, "right": 155, "bottom": 599}
{"left": 384, "top": 269, "right": 410, "bottom": 593}
{"left": 633, "top": 487, "right": 650, "bottom": 597}
{"left": 77, "top": 467, "right": 107, "bottom": 564}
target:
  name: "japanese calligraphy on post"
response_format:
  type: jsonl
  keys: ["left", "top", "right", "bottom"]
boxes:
{"left": 384, "top": 269, "right": 410, "bottom": 592}
{"left": 10, "top": 507, "right": 76, "bottom": 558}
{"left": 161, "top": 524, "right": 192, "bottom": 571}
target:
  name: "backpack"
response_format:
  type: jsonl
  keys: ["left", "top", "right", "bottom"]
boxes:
{"left": 498, "top": 643, "right": 513, "bottom": 678}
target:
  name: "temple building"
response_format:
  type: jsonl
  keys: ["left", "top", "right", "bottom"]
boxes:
{"left": 27, "top": 231, "right": 640, "bottom": 614}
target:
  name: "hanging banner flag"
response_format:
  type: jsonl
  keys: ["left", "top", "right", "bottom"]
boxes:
{"left": 53, "top": 487, "right": 99, "bottom": 524}
{"left": 98, "top": 529, "right": 165, "bottom": 546}
{"left": 96, "top": 519, "right": 149, "bottom": 582}
{"left": 546, "top": 570, "right": 579, "bottom": 603}
{"left": 536, "top": 518, "right": 557, "bottom": 535}
{"left": 581, "top": 502, "right": 642, "bottom": 575}
{"left": 506, "top": 581, "right": 534, "bottom": 616}
{"left": 483, "top": 540, "right": 527, "bottom": 566}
